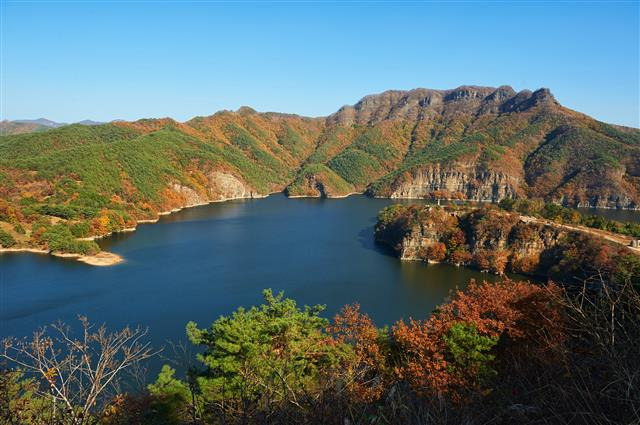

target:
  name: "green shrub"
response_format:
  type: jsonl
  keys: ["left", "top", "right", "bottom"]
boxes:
{"left": 0, "top": 229, "right": 16, "bottom": 248}
{"left": 443, "top": 322, "right": 498, "bottom": 380}
{"left": 40, "top": 223, "right": 99, "bottom": 254}
{"left": 153, "top": 289, "right": 344, "bottom": 406}
{"left": 70, "top": 222, "right": 91, "bottom": 238}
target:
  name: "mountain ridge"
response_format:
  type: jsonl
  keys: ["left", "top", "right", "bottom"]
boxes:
{"left": 0, "top": 118, "right": 104, "bottom": 135}
{"left": 0, "top": 85, "right": 639, "bottom": 255}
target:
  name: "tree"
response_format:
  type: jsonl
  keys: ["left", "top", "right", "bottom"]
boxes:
{"left": 0, "top": 368, "right": 51, "bottom": 425}
{"left": 393, "top": 280, "right": 563, "bottom": 401}
{"left": 327, "top": 304, "right": 388, "bottom": 403}
{"left": 442, "top": 323, "right": 498, "bottom": 383}
{"left": 1, "top": 317, "right": 156, "bottom": 425}
{"left": 0, "top": 229, "right": 16, "bottom": 248}
{"left": 487, "top": 249, "right": 509, "bottom": 274}
{"left": 91, "top": 213, "right": 111, "bottom": 236}
{"left": 425, "top": 242, "right": 447, "bottom": 262}
{"left": 449, "top": 248, "right": 472, "bottom": 265}
{"left": 153, "top": 289, "right": 345, "bottom": 422}
{"left": 444, "top": 228, "right": 466, "bottom": 251}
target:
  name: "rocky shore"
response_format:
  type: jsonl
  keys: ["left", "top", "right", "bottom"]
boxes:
{"left": 374, "top": 203, "right": 640, "bottom": 281}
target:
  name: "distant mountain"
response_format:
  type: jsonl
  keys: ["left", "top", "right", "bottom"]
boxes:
{"left": 0, "top": 85, "right": 639, "bottom": 253}
{"left": 13, "top": 118, "right": 66, "bottom": 127}
{"left": 76, "top": 120, "right": 104, "bottom": 126}
{"left": 0, "top": 118, "right": 103, "bottom": 135}
{"left": 0, "top": 118, "right": 65, "bottom": 135}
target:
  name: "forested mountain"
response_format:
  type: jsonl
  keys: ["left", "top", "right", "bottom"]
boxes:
{"left": 1, "top": 86, "right": 639, "bottom": 253}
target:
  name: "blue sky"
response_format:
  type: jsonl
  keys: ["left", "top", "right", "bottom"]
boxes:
{"left": 1, "top": 1, "right": 638, "bottom": 127}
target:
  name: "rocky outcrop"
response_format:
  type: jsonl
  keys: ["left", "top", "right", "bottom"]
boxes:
{"left": 373, "top": 205, "right": 598, "bottom": 278}
{"left": 375, "top": 208, "right": 566, "bottom": 263}
{"left": 171, "top": 183, "right": 206, "bottom": 207}
{"left": 206, "top": 171, "right": 261, "bottom": 201}
{"left": 388, "top": 166, "right": 520, "bottom": 202}
{"left": 375, "top": 206, "right": 460, "bottom": 260}
{"left": 171, "top": 171, "right": 263, "bottom": 208}
{"left": 327, "top": 85, "right": 558, "bottom": 126}
{"left": 505, "top": 221, "right": 567, "bottom": 259}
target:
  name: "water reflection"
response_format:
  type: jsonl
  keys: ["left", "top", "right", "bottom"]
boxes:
{"left": 576, "top": 208, "right": 640, "bottom": 224}
{"left": 1, "top": 194, "right": 635, "bottom": 376}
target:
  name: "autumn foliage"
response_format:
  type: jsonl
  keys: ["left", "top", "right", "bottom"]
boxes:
{"left": 393, "top": 279, "right": 563, "bottom": 400}
{"left": 4, "top": 278, "right": 640, "bottom": 424}
{"left": 376, "top": 204, "right": 639, "bottom": 288}
{"left": 328, "top": 304, "right": 388, "bottom": 403}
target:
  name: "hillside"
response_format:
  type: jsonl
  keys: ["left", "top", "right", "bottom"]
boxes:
{"left": 1, "top": 85, "right": 639, "bottom": 255}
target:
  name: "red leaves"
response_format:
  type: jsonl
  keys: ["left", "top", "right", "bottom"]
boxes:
{"left": 426, "top": 242, "right": 447, "bottom": 262}
{"left": 328, "top": 304, "right": 387, "bottom": 403}
{"left": 392, "top": 280, "right": 564, "bottom": 400}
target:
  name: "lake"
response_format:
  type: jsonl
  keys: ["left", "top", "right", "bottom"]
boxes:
{"left": 1, "top": 194, "right": 637, "bottom": 374}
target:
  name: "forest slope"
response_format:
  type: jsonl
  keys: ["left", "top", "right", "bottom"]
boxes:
{"left": 1, "top": 85, "right": 639, "bottom": 255}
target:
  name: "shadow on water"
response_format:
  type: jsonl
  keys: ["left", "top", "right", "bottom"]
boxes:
{"left": 1, "top": 193, "right": 629, "bottom": 377}
{"left": 357, "top": 225, "right": 397, "bottom": 258}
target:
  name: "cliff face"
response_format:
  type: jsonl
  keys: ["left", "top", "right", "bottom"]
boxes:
{"left": 387, "top": 165, "right": 520, "bottom": 202}
{"left": 374, "top": 205, "right": 594, "bottom": 277}
{"left": 377, "top": 210, "right": 565, "bottom": 263}
{"left": 171, "top": 172, "right": 263, "bottom": 209}
{"left": 1, "top": 84, "right": 639, "bottom": 254}
{"left": 324, "top": 86, "right": 639, "bottom": 209}
{"left": 375, "top": 206, "right": 459, "bottom": 260}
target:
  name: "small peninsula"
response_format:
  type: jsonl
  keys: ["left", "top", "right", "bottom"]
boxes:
{"left": 374, "top": 200, "right": 640, "bottom": 284}
{"left": 1, "top": 86, "right": 639, "bottom": 261}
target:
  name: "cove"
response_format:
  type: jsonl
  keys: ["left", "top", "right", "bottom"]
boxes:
{"left": 0, "top": 193, "right": 597, "bottom": 370}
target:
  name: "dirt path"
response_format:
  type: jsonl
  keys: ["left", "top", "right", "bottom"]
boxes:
{"left": 522, "top": 216, "right": 640, "bottom": 254}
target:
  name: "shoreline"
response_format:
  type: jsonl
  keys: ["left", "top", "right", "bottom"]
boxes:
{"left": 287, "top": 191, "right": 364, "bottom": 199}
{"left": 85, "top": 193, "right": 274, "bottom": 238}
{"left": 0, "top": 247, "right": 123, "bottom": 266}
{"left": 2, "top": 191, "right": 638, "bottom": 267}
{"left": 0, "top": 192, "right": 276, "bottom": 265}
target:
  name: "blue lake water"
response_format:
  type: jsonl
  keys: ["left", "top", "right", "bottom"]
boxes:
{"left": 1, "top": 194, "right": 637, "bottom": 375}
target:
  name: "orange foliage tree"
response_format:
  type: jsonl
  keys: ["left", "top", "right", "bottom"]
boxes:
{"left": 425, "top": 242, "right": 447, "bottom": 262}
{"left": 392, "top": 280, "right": 563, "bottom": 401}
{"left": 91, "top": 212, "right": 111, "bottom": 235}
{"left": 327, "top": 304, "right": 388, "bottom": 403}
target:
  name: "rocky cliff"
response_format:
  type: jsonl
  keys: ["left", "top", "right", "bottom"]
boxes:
{"left": 1, "top": 85, "right": 639, "bottom": 255}
{"left": 327, "top": 86, "right": 558, "bottom": 126}
{"left": 374, "top": 204, "right": 634, "bottom": 281}
{"left": 385, "top": 164, "right": 520, "bottom": 202}
{"left": 171, "top": 171, "right": 263, "bottom": 208}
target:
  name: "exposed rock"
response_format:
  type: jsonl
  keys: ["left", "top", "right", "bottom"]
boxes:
{"left": 374, "top": 205, "right": 603, "bottom": 277}
{"left": 375, "top": 206, "right": 459, "bottom": 260}
{"left": 171, "top": 171, "right": 263, "bottom": 208}
{"left": 206, "top": 171, "right": 260, "bottom": 201}
{"left": 326, "top": 85, "right": 555, "bottom": 126}
{"left": 171, "top": 183, "right": 206, "bottom": 207}
{"left": 388, "top": 165, "right": 520, "bottom": 202}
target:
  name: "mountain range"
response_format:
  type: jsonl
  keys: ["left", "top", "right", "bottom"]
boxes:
{"left": 0, "top": 118, "right": 104, "bottom": 135}
{"left": 0, "top": 85, "right": 639, "bottom": 253}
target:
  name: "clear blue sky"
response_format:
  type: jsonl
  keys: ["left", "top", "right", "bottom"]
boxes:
{"left": 1, "top": 1, "right": 638, "bottom": 127}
